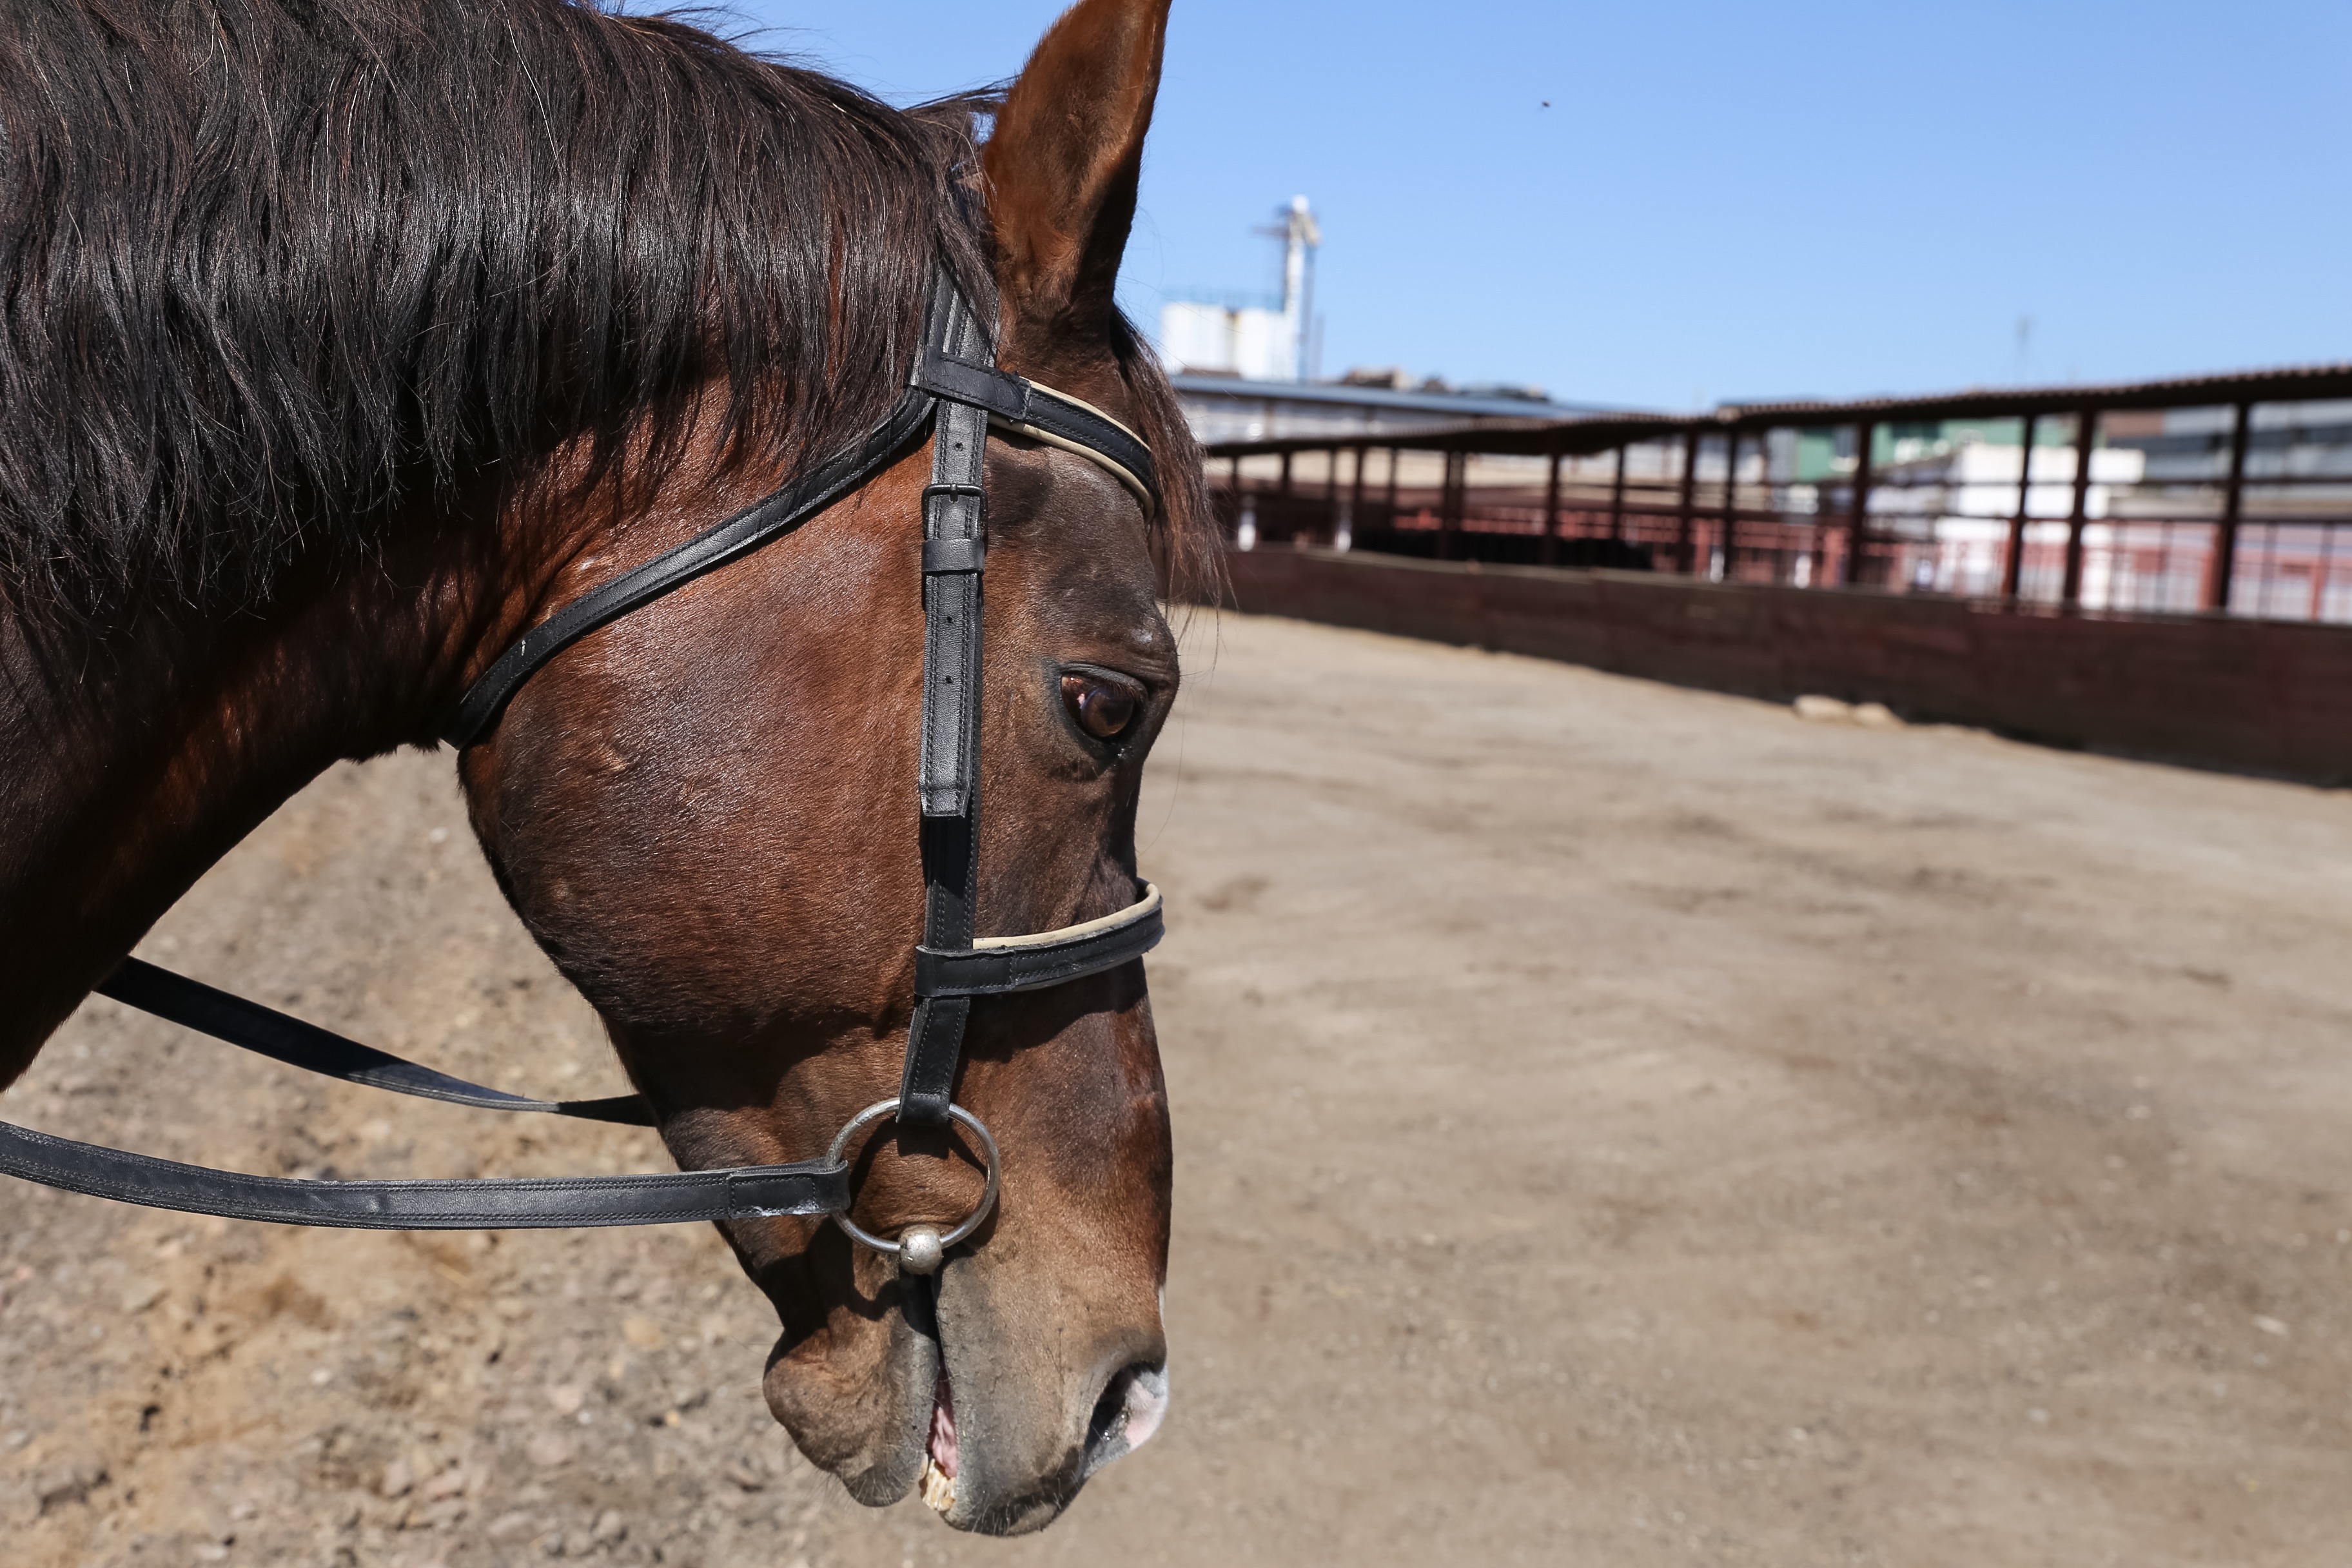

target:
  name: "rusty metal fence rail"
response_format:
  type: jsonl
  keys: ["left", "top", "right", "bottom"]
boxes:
{"left": 1206, "top": 364, "right": 2352, "bottom": 625}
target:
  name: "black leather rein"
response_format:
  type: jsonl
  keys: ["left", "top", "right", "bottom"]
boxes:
{"left": 0, "top": 265, "right": 1165, "bottom": 1251}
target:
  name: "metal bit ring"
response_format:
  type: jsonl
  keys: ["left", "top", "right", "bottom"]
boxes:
{"left": 825, "top": 1099, "right": 1002, "bottom": 1272}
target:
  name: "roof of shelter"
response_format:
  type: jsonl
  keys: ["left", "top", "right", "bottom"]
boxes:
{"left": 1203, "top": 362, "right": 2352, "bottom": 460}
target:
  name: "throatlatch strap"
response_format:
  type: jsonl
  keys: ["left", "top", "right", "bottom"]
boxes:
{"left": 439, "top": 386, "right": 936, "bottom": 749}
{"left": 901, "top": 273, "right": 994, "bottom": 1125}
{"left": 97, "top": 958, "right": 653, "bottom": 1125}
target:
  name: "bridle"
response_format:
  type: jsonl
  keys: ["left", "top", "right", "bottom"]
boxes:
{"left": 0, "top": 266, "right": 1166, "bottom": 1276}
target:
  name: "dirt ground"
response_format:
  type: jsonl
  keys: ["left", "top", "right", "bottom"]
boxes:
{"left": 6, "top": 607, "right": 2352, "bottom": 1567}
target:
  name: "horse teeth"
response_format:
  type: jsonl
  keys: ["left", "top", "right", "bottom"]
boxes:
{"left": 920, "top": 1455, "right": 956, "bottom": 1514}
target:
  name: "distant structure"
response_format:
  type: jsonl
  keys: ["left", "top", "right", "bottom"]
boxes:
{"left": 1202, "top": 360, "right": 2352, "bottom": 624}
{"left": 1159, "top": 195, "right": 1320, "bottom": 382}
{"left": 1158, "top": 195, "right": 1631, "bottom": 441}
{"left": 1169, "top": 374, "right": 1623, "bottom": 446}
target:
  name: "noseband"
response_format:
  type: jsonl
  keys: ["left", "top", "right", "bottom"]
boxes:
{"left": 0, "top": 268, "right": 1165, "bottom": 1274}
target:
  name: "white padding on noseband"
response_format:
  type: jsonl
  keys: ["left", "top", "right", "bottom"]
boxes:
{"left": 972, "top": 883, "right": 1162, "bottom": 952}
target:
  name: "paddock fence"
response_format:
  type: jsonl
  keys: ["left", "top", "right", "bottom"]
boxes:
{"left": 1208, "top": 364, "right": 2352, "bottom": 623}
{"left": 1195, "top": 364, "right": 2352, "bottom": 779}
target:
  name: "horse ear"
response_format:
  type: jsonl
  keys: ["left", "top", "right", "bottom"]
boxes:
{"left": 983, "top": 0, "right": 1171, "bottom": 356}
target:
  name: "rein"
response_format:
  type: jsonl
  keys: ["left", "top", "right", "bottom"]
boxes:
{"left": 0, "top": 267, "right": 1165, "bottom": 1272}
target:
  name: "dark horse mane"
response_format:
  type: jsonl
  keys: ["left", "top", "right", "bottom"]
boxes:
{"left": 0, "top": 0, "right": 1212, "bottom": 620}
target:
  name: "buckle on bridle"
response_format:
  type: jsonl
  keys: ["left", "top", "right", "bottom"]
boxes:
{"left": 921, "top": 481, "right": 985, "bottom": 551}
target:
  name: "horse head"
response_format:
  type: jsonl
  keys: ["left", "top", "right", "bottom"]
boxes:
{"left": 453, "top": 0, "right": 1192, "bottom": 1534}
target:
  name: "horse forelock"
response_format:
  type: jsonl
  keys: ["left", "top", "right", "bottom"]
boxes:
{"left": 0, "top": 0, "right": 1007, "bottom": 620}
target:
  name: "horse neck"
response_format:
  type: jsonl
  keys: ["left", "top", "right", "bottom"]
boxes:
{"left": 0, "top": 495, "right": 525, "bottom": 1085}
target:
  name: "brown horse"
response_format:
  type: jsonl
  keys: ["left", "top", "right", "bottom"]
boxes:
{"left": 0, "top": 0, "right": 1211, "bottom": 1535}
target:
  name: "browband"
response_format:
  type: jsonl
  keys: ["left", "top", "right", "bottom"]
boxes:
{"left": 910, "top": 350, "right": 1159, "bottom": 517}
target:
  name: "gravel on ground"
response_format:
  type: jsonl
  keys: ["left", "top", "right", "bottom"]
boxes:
{"left": 5, "top": 608, "right": 2349, "bottom": 1566}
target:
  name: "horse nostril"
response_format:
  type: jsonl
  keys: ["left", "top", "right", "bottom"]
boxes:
{"left": 1082, "top": 1362, "right": 1170, "bottom": 1478}
{"left": 1084, "top": 1372, "right": 1129, "bottom": 1450}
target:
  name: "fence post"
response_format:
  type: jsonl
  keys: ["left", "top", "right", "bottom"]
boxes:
{"left": 1839, "top": 422, "right": 1876, "bottom": 585}
{"left": 1439, "top": 449, "right": 1464, "bottom": 560}
{"left": 1676, "top": 428, "right": 1701, "bottom": 575}
{"left": 1322, "top": 444, "right": 1341, "bottom": 547}
{"left": 1608, "top": 442, "right": 1629, "bottom": 545}
{"left": 1344, "top": 444, "right": 1367, "bottom": 551}
{"left": 2002, "top": 413, "right": 2037, "bottom": 602}
{"left": 1541, "top": 440, "right": 1563, "bottom": 567}
{"left": 2061, "top": 411, "right": 2099, "bottom": 607}
{"left": 1385, "top": 446, "right": 1402, "bottom": 523}
{"left": 2206, "top": 402, "right": 2253, "bottom": 612}
{"left": 1718, "top": 429, "right": 1741, "bottom": 580}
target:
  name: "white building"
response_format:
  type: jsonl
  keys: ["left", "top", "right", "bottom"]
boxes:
{"left": 1158, "top": 195, "right": 1320, "bottom": 382}
{"left": 1158, "top": 296, "right": 1299, "bottom": 383}
{"left": 1865, "top": 440, "right": 2150, "bottom": 603}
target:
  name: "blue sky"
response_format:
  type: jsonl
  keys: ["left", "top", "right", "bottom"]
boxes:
{"left": 710, "top": 1, "right": 2351, "bottom": 411}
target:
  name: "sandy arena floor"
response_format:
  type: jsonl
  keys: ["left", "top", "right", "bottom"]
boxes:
{"left": 5, "top": 609, "right": 2351, "bottom": 1567}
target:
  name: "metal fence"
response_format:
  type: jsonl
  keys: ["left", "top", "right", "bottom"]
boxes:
{"left": 1206, "top": 366, "right": 2352, "bottom": 623}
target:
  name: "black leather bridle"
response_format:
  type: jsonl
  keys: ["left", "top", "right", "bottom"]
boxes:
{"left": 0, "top": 266, "right": 1166, "bottom": 1274}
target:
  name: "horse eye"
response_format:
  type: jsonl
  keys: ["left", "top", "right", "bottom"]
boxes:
{"left": 1061, "top": 674, "right": 1141, "bottom": 741}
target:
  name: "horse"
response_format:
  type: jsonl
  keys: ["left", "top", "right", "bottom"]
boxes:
{"left": 0, "top": 0, "right": 1213, "bottom": 1535}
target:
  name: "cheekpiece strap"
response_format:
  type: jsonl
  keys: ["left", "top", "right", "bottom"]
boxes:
{"left": 916, "top": 272, "right": 992, "bottom": 820}
{"left": 901, "top": 270, "right": 995, "bottom": 1125}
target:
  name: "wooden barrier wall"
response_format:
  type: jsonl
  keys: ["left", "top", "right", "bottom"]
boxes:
{"left": 1209, "top": 547, "right": 2352, "bottom": 783}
